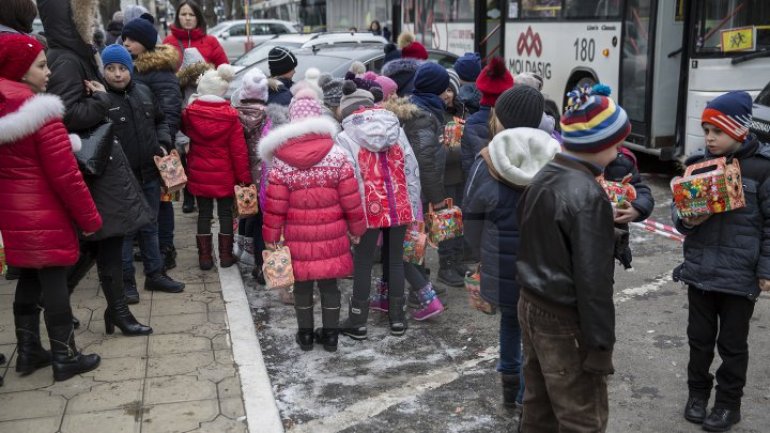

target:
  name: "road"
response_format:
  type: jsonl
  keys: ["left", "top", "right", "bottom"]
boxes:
{"left": 242, "top": 170, "right": 770, "bottom": 433}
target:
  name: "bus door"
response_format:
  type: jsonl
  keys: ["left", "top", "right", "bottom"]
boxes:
{"left": 476, "top": 0, "right": 505, "bottom": 61}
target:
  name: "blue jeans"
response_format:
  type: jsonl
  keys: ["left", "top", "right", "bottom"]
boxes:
{"left": 122, "top": 179, "right": 162, "bottom": 280}
{"left": 498, "top": 304, "right": 525, "bottom": 404}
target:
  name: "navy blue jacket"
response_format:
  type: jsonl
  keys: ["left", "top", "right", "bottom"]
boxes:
{"left": 461, "top": 105, "right": 491, "bottom": 174}
{"left": 604, "top": 151, "right": 654, "bottom": 221}
{"left": 463, "top": 155, "right": 523, "bottom": 308}
{"left": 268, "top": 77, "right": 294, "bottom": 106}
{"left": 673, "top": 136, "right": 770, "bottom": 300}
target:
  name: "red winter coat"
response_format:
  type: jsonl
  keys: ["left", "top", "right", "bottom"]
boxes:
{"left": 163, "top": 26, "right": 229, "bottom": 68}
{"left": 259, "top": 116, "right": 366, "bottom": 281}
{"left": 0, "top": 79, "right": 102, "bottom": 268}
{"left": 182, "top": 96, "right": 252, "bottom": 198}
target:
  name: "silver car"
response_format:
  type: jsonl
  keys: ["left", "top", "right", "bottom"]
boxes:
{"left": 208, "top": 19, "right": 298, "bottom": 62}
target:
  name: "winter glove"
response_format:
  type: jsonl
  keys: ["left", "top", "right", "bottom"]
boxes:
{"left": 583, "top": 349, "right": 614, "bottom": 375}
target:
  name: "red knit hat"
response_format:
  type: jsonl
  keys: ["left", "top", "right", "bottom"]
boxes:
{"left": 402, "top": 41, "right": 428, "bottom": 60}
{"left": 476, "top": 57, "right": 514, "bottom": 107}
{"left": 0, "top": 34, "right": 44, "bottom": 82}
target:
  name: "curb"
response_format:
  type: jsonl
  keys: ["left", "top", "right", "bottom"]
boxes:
{"left": 218, "top": 264, "right": 284, "bottom": 433}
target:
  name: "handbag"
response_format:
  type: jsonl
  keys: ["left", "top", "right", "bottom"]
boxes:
{"left": 403, "top": 221, "right": 428, "bottom": 265}
{"left": 463, "top": 264, "right": 496, "bottom": 315}
{"left": 671, "top": 157, "right": 745, "bottom": 218}
{"left": 74, "top": 121, "right": 115, "bottom": 176}
{"left": 426, "top": 198, "right": 463, "bottom": 247}
{"left": 262, "top": 245, "right": 295, "bottom": 290}
{"left": 154, "top": 149, "right": 188, "bottom": 193}
{"left": 234, "top": 184, "right": 259, "bottom": 217}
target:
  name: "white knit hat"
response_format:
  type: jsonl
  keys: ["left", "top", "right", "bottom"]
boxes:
{"left": 196, "top": 64, "right": 235, "bottom": 97}
{"left": 236, "top": 67, "right": 269, "bottom": 102}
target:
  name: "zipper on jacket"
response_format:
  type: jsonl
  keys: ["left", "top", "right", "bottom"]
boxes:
{"left": 465, "top": 159, "right": 484, "bottom": 198}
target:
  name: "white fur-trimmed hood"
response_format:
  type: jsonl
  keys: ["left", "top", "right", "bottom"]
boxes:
{"left": 0, "top": 94, "right": 66, "bottom": 145}
{"left": 258, "top": 115, "right": 340, "bottom": 162}
{"left": 488, "top": 127, "right": 561, "bottom": 186}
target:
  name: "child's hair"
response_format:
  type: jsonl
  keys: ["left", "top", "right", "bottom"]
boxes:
{"left": 488, "top": 107, "right": 504, "bottom": 137}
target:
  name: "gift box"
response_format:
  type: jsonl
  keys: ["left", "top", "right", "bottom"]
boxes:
{"left": 463, "top": 265, "right": 496, "bottom": 315}
{"left": 597, "top": 174, "right": 637, "bottom": 206}
{"left": 154, "top": 149, "right": 188, "bottom": 193}
{"left": 671, "top": 157, "right": 745, "bottom": 218}
{"left": 426, "top": 198, "right": 463, "bottom": 247}
{"left": 441, "top": 116, "right": 465, "bottom": 148}
{"left": 403, "top": 221, "right": 428, "bottom": 265}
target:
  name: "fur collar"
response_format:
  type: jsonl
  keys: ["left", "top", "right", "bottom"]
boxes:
{"left": 71, "top": 0, "right": 98, "bottom": 45}
{"left": 258, "top": 116, "right": 340, "bottom": 162}
{"left": 0, "top": 94, "right": 65, "bottom": 145}
{"left": 381, "top": 96, "right": 420, "bottom": 123}
{"left": 177, "top": 62, "right": 214, "bottom": 89}
{"left": 134, "top": 45, "right": 180, "bottom": 74}
{"left": 381, "top": 58, "right": 422, "bottom": 77}
{"left": 487, "top": 128, "right": 561, "bottom": 186}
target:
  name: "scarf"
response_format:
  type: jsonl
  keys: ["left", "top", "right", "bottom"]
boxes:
{"left": 410, "top": 92, "right": 445, "bottom": 121}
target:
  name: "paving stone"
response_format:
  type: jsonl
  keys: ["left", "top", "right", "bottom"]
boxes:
{"left": 61, "top": 409, "right": 139, "bottom": 433}
{"left": 80, "top": 355, "right": 146, "bottom": 382}
{"left": 0, "top": 416, "right": 62, "bottom": 433}
{"left": 204, "top": 282, "right": 222, "bottom": 293}
{"left": 219, "top": 398, "right": 246, "bottom": 420}
{"left": 213, "top": 349, "right": 234, "bottom": 366}
{"left": 141, "top": 400, "right": 219, "bottom": 433}
{"left": 208, "top": 311, "right": 227, "bottom": 325}
{"left": 207, "top": 298, "right": 226, "bottom": 312}
{"left": 144, "top": 375, "right": 217, "bottom": 405}
{"left": 81, "top": 335, "right": 148, "bottom": 359}
{"left": 0, "top": 390, "right": 65, "bottom": 421}
{"left": 150, "top": 298, "right": 207, "bottom": 317}
{"left": 190, "top": 322, "right": 226, "bottom": 339}
{"left": 149, "top": 313, "right": 209, "bottom": 335}
{"left": 46, "top": 375, "right": 100, "bottom": 399}
{"left": 0, "top": 367, "right": 54, "bottom": 393}
{"left": 177, "top": 283, "right": 206, "bottom": 294}
{"left": 0, "top": 344, "right": 16, "bottom": 367}
{"left": 146, "top": 352, "right": 214, "bottom": 377}
{"left": 67, "top": 379, "right": 143, "bottom": 414}
{"left": 196, "top": 363, "right": 234, "bottom": 383}
{"left": 217, "top": 374, "right": 242, "bottom": 399}
{"left": 190, "top": 414, "right": 247, "bottom": 433}
{"left": 211, "top": 333, "right": 231, "bottom": 350}
{"left": 148, "top": 334, "right": 210, "bottom": 356}
{"left": 0, "top": 294, "right": 14, "bottom": 311}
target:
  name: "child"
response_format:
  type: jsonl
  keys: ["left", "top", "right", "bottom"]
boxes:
{"left": 516, "top": 85, "right": 629, "bottom": 431}
{"left": 101, "top": 45, "right": 185, "bottom": 302}
{"left": 260, "top": 84, "right": 366, "bottom": 352}
{"left": 464, "top": 86, "right": 560, "bottom": 411}
{"left": 182, "top": 64, "right": 251, "bottom": 270}
{"left": 674, "top": 91, "right": 770, "bottom": 432}
{"left": 335, "top": 81, "right": 425, "bottom": 339}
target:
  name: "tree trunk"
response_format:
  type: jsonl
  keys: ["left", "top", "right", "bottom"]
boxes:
{"left": 201, "top": 0, "right": 218, "bottom": 26}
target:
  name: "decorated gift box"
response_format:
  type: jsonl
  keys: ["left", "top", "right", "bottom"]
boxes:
{"left": 671, "top": 157, "right": 745, "bottom": 218}
{"left": 597, "top": 173, "right": 637, "bottom": 206}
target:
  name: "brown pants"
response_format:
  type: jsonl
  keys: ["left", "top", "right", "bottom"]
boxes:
{"left": 518, "top": 296, "right": 609, "bottom": 433}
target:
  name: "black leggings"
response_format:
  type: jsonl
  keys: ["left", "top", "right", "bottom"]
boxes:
{"left": 197, "top": 196, "right": 234, "bottom": 235}
{"left": 15, "top": 267, "right": 72, "bottom": 325}
{"left": 294, "top": 278, "right": 340, "bottom": 328}
{"left": 352, "top": 226, "right": 407, "bottom": 303}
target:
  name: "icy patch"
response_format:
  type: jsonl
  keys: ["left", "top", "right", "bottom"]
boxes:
{"left": 615, "top": 274, "right": 673, "bottom": 303}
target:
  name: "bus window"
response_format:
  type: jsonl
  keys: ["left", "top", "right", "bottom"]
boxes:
{"left": 521, "top": 0, "right": 561, "bottom": 18}
{"left": 694, "top": 0, "right": 770, "bottom": 55}
{"left": 564, "top": 0, "right": 620, "bottom": 18}
{"left": 620, "top": 0, "right": 652, "bottom": 124}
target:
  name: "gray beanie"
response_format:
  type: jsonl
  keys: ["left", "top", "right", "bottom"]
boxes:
{"left": 494, "top": 85, "right": 545, "bottom": 130}
{"left": 340, "top": 80, "right": 374, "bottom": 119}
{"left": 318, "top": 73, "right": 344, "bottom": 108}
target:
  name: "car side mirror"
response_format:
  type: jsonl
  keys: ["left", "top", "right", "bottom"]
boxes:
{"left": 221, "top": 31, "right": 230, "bottom": 40}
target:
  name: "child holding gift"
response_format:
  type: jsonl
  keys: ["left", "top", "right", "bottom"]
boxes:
{"left": 673, "top": 91, "right": 770, "bottom": 432}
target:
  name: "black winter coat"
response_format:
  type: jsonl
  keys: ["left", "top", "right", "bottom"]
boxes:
{"left": 461, "top": 106, "right": 491, "bottom": 174}
{"left": 38, "top": 0, "right": 110, "bottom": 133}
{"left": 105, "top": 81, "right": 171, "bottom": 184}
{"left": 517, "top": 153, "right": 616, "bottom": 353}
{"left": 464, "top": 156, "right": 523, "bottom": 308}
{"left": 673, "top": 136, "right": 770, "bottom": 300}
{"left": 604, "top": 151, "right": 654, "bottom": 220}
{"left": 132, "top": 45, "right": 183, "bottom": 145}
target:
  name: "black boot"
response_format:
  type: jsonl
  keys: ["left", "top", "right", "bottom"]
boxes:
{"left": 124, "top": 278, "right": 140, "bottom": 304}
{"left": 101, "top": 277, "right": 152, "bottom": 336}
{"left": 315, "top": 292, "right": 340, "bottom": 352}
{"left": 161, "top": 245, "right": 177, "bottom": 271}
{"left": 5, "top": 266, "right": 20, "bottom": 280}
{"left": 144, "top": 271, "right": 185, "bottom": 293}
{"left": 438, "top": 258, "right": 464, "bottom": 287}
{"left": 14, "top": 304, "right": 52, "bottom": 376}
{"left": 295, "top": 301, "right": 314, "bottom": 351}
{"left": 341, "top": 298, "right": 369, "bottom": 340}
{"left": 501, "top": 373, "right": 521, "bottom": 408}
{"left": 66, "top": 247, "right": 96, "bottom": 291}
{"left": 314, "top": 328, "right": 338, "bottom": 352}
{"left": 702, "top": 407, "right": 741, "bottom": 432}
{"left": 45, "top": 315, "right": 100, "bottom": 381}
{"left": 684, "top": 395, "right": 708, "bottom": 424}
{"left": 388, "top": 296, "right": 408, "bottom": 336}
{"left": 182, "top": 188, "right": 196, "bottom": 213}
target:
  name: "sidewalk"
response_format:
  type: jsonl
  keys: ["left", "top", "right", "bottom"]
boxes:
{"left": 0, "top": 204, "right": 253, "bottom": 433}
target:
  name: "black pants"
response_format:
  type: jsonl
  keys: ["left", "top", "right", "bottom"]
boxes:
{"left": 197, "top": 196, "right": 234, "bottom": 235}
{"left": 352, "top": 226, "right": 407, "bottom": 304}
{"left": 687, "top": 287, "right": 755, "bottom": 409}
{"left": 15, "top": 267, "right": 72, "bottom": 324}
{"left": 294, "top": 278, "right": 340, "bottom": 329}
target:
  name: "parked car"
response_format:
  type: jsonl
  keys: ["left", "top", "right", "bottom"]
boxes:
{"left": 752, "top": 81, "right": 770, "bottom": 144}
{"left": 208, "top": 19, "right": 298, "bottom": 62}
{"left": 226, "top": 45, "right": 458, "bottom": 100}
{"left": 231, "top": 32, "right": 388, "bottom": 72}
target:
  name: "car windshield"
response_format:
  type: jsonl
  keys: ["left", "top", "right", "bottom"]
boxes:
{"left": 208, "top": 23, "right": 229, "bottom": 35}
{"left": 233, "top": 42, "right": 302, "bottom": 66}
{"left": 247, "top": 53, "right": 356, "bottom": 78}
{"left": 693, "top": 0, "right": 770, "bottom": 55}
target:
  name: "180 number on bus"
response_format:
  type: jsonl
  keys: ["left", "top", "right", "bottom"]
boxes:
{"left": 574, "top": 38, "right": 596, "bottom": 62}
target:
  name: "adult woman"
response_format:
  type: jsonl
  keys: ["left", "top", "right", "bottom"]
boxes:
{"left": 368, "top": 20, "right": 382, "bottom": 36}
{"left": 38, "top": 0, "right": 154, "bottom": 337}
{"left": 163, "top": 0, "right": 228, "bottom": 67}
{"left": 0, "top": 34, "right": 103, "bottom": 382}
{"left": 0, "top": 0, "right": 36, "bottom": 34}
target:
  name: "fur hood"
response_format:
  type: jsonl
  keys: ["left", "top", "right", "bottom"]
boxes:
{"left": 0, "top": 92, "right": 81, "bottom": 151}
{"left": 381, "top": 96, "right": 421, "bottom": 123}
{"left": 381, "top": 57, "right": 423, "bottom": 78}
{"left": 486, "top": 127, "right": 560, "bottom": 186}
{"left": 265, "top": 103, "right": 290, "bottom": 128}
{"left": 38, "top": 0, "right": 97, "bottom": 59}
{"left": 177, "top": 62, "right": 214, "bottom": 89}
{"left": 134, "top": 45, "right": 180, "bottom": 74}
{"left": 258, "top": 116, "right": 340, "bottom": 163}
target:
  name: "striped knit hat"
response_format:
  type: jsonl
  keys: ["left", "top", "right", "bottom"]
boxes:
{"left": 702, "top": 91, "right": 753, "bottom": 143}
{"left": 560, "top": 84, "right": 631, "bottom": 153}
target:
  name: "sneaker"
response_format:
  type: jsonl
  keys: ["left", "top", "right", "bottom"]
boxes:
{"left": 144, "top": 272, "right": 185, "bottom": 293}
{"left": 413, "top": 297, "right": 444, "bottom": 321}
{"left": 124, "top": 280, "right": 140, "bottom": 304}
{"left": 437, "top": 267, "right": 464, "bottom": 287}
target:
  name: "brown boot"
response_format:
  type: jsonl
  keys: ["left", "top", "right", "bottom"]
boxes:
{"left": 218, "top": 233, "right": 237, "bottom": 268}
{"left": 196, "top": 234, "right": 214, "bottom": 270}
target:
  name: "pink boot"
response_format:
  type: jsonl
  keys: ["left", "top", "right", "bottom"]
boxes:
{"left": 369, "top": 278, "right": 389, "bottom": 312}
{"left": 412, "top": 283, "right": 444, "bottom": 321}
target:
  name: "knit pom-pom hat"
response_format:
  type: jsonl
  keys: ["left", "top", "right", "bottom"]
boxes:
{"left": 560, "top": 84, "right": 631, "bottom": 153}
{"left": 289, "top": 84, "right": 325, "bottom": 121}
{"left": 196, "top": 64, "right": 235, "bottom": 97}
{"left": 701, "top": 91, "right": 753, "bottom": 143}
{"left": 398, "top": 31, "right": 428, "bottom": 60}
{"left": 476, "top": 57, "right": 514, "bottom": 107}
{"left": 340, "top": 80, "right": 375, "bottom": 119}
